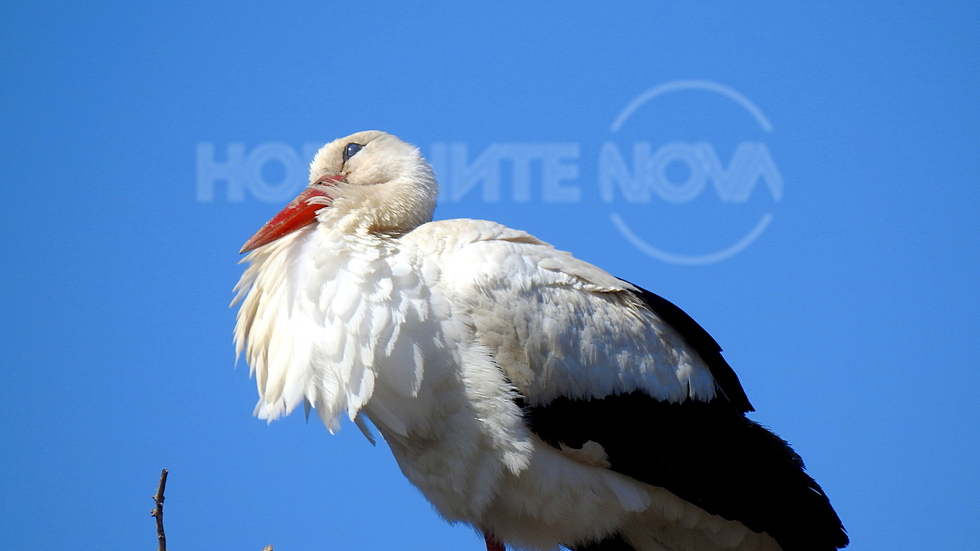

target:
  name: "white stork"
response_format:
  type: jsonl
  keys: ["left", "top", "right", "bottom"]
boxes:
{"left": 232, "top": 131, "right": 848, "bottom": 551}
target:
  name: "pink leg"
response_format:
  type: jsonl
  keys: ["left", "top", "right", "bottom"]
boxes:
{"left": 484, "top": 532, "right": 505, "bottom": 551}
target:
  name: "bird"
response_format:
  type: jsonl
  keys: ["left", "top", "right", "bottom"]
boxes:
{"left": 232, "top": 130, "right": 848, "bottom": 551}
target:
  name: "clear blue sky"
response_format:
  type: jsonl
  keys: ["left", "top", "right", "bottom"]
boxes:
{"left": 1, "top": 2, "right": 978, "bottom": 550}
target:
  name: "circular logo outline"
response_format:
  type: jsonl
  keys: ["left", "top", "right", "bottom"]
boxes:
{"left": 608, "top": 80, "right": 777, "bottom": 266}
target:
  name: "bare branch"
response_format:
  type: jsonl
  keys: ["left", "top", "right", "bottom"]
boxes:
{"left": 150, "top": 469, "right": 169, "bottom": 551}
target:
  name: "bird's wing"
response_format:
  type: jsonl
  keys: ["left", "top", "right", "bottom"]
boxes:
{"left": 437, "top": 223, "right": 723, "bottom": 407}
{"left": 524, "top": 392, "right": 848, "bottom": 551}
{"left": 435, "top": 224, "right": 848, "bottom": 551}
{"left": 624, "top": 285, "right": 753, "bottom": 413}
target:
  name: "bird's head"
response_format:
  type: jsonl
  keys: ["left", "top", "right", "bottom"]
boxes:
{"left": 240, "top": 131, "right": 439, "bottom": 253}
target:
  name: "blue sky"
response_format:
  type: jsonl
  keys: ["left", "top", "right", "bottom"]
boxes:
{"left": 1, "top": 2, "right": 978, "bottom": 550}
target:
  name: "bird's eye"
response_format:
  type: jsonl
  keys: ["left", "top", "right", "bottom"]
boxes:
{"left": 343, "top": 143, "right": 364, "bottom": 163}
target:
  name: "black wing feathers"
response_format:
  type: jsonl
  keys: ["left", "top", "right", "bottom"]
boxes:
{"left": 523, "top": 393, "right": 849, "bottom": 551}
{"left": 624, "top": 281, "right": 754, "bottom": 413}
{"left": 519, "top": 281, "right": 848, "bottom": 550}
{"left": 570, "top": 532, "right": 636, "bottom": 551}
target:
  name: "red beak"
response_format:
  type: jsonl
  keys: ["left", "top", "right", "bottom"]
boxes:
{"left": 240, "top": 176, "right": 342, "bottom": 254}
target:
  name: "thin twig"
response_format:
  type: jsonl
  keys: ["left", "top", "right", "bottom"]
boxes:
{"left": 150, "top": 469, "right": 169, "bottom": 551}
